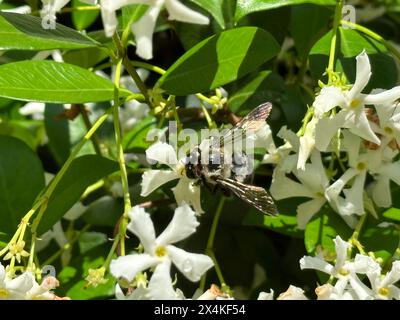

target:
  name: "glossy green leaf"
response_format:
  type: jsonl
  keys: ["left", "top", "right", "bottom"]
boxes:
{"left": 0, "top": 136, "right": 45, "bottom": 238}
{"left": 0, "top": 61, "right": 130, "bottom": 103}
{"left": 189, "top": 0, "right": 226, "bottom": 28}
{"left": 305, "top": 206, "right": 352, "bottom": 255}
{"left": 361, "top": 223, "right": 399, "bottom": 263}
{"left": 382, "top": 208, "right": 400, "bottom": 222}
{"left": 158, "top": 27, "right": 280, "bottom": 95}
{"left": 290, "top": 4, "right": 332, "bottom": 59}
{"left": 38, "top": 155, "right": 119, "bottom": 234}
{"left": 83, "top": 196, "right": 123, "bottom": 227}
{"left": 234, "top": 0, "right": 336, "bottom": 22}
{"left": 228, "top": 70, "right": 285, "bottom": 115}
{"left": 123, "top": 116, "right": 157, "bottom": 152}
{"left": 0, "top": 12, "right": 98, "bottom": 50}
{"left": 72, "top": 0, "right": 99, "bottom": 31}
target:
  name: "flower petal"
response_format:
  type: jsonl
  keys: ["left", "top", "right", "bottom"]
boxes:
{"left": 315, "top": 111, "right": 346, "bottom": 151}
{"left": 371, "top": 175, "right": 392, "bottom": 208}
{"left": 333, "top": 236, "right": 350, "bottom": 271}
{"left": 348, "top": 51, "right": 371, "bottom": 100}
{"left": 141, "top": 169, "right": 179, "bottom": 197}
{"left": 348, "top": 274, "right": 373, "bottom": 300}
{"left": 165, "top": 0, "right": 209, "bottom": 24}
{"left": 277, "top": 285, "right": 308, "bottom": 300}
{"left": 146, "top": 141, "right": 178, "bottom": 168}
{"left": 364, "top": 86, "right": 400, "bottom": 105}
{"left": 257, "top": 290, "right": 274, "bottom": 300}
{"left": 110, "top": 254, "right": 158, "bottom": 282}
{"left": 147, "top": 260, "right": 178, "bottom": 300}
{"left": 270, "top": 171, "right": 315, "bottom": 200}
{"left": 127, "top": 206, "right": 157, "bottom": 253}
{"left": 166, "top": 245, "right": 213, "bottom": 282}
{"left": 156, "top": 203, "right": 199, "bottom": 246}
{"left": 296, "top": 198, "right": 326, "bottom": 230}
{"left": 381, "top": 261, "right": 400, "bottom": 288}
{"left": 131, "top": 3, "right": 163, "bottom": 60}
{"left": 313, "top": 86, "right": 346, "bottom": 116}
{"left": 172, "top": 177, "right": 204, "bottom": 214}
{"left": 299, "top": 256, "right": 334, "bottom": 275}
{"left": 344, "top": 109, "right": 380, "bottom": 144}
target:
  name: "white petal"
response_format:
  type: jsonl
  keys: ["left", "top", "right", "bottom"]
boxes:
{"left": 257, "top": 290, "right": 274, "bottom": 300}
{"left": 348, "top": 51, "right": 371, "bottom": 100}
{"left": 277, "top": 126, "right": 299, "bottom": 151}
{"left": 371, "top": 176, "right": 391, "bottom": 208}
{"left": 0, "top": 265, "right": 5, "bottom": 284}
{"left": 313, "top": 86, "right": 346, "bottom": 116}
{"left": 6, "top": 272, "right": 35, "bottom": 297}
{"left": 379, "top": 161, "right": 400, "bottom": 185}
{"left": 167, "top": 245, "right": 213, "bottom": 282}
{"left": 277, "top": 285, "right": 308, "bottom": 300}
{"left": 146, "top": 141, "right": 178, "bottom": 168}
{"left": 364, "top": 86, "right": 400, "bottom": 105}
{"left": 344, "top": 109, "right": 380, "bottom": 144}
{"left": 172, "top": 177, "right": 204, "bottom": 214}
{"left": 53, "top": 0, "right": 70, "bottom": 12}
{"left": 131, "top": 3, "right": 162, "bottom": 60}
{"left": 325, "top": 168, "right": 358, "bottom": 210}
{"left": 147, "top": 260, "right": 178, "bottom": 300}
{"left": 100, "top": 5, "right": 118, "bottom": 37}
{"left": 299, "top": 256, "right": 334, "bottom": 275}
{"left": 296, "top": 198, "right": 326, "bottom": 230}
{"left": 140, "top": 169, "right": 179, "bottom": 197}
{"left": 342, "top": 130, "right": 361, "bottom": 168}
{"left": 333, "top": 236, "right": 350, "bottom": 270}
{"left": 353, "top": 254, "right": 381, "bottom": 275}
{"left": 341, "top": 172, "right": 366, "bottom": 216}
{"left": 127, "top": 206, "right": 156, "bottom": 253}
{"left": 298, "top": 132, "right": 315, "bottom": 170}
{"left": 315, "top": 111, "right": 346, "bottom": 151}
{"left": 315, "top": 284, "right": 335, "bottom": 300}
{"left": 110, "top": 254, "right": 158, "bottom": 282}
{"left": 156, "top": 203, "right": 199, "bottom": 246}
{"left": 381, "top": 261, "right": 400, "bottom": 288}
{"left": 348, "top": 274, "right": 373, "bottom": 300}
{"left": 270, "top": 172, "right": 315, "bottom": 200}
{"left": 389, "top": 285, "right": 400, "bottom": 300}
{"left": 165, "top": 0, "right": 209, "bottom": 24}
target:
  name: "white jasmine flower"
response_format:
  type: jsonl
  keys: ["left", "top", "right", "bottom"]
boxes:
{"left": 300, "top": 236, "right": 373, "bottom": 300}
{"left": 41, "top": 0, "right": 97, "bottom": 21}
{"left": 257, "top": 290, "right": 274, "bottom": 300}
{"left": 298, "top": 116, "right": 318, "bottom": 170}
{"left": 19, "top": 102, "right": 45, "bottom": 120}
{"left": 2, "top": 5, "right": 32, "bottom": 14}
{"left": 100, "top": 0, "right": 209, "bottom": 59}
{"left": 277, "top": 285, "right": 308, "bottom": 300}
{"left": 314, "top": 51, "right": 400, "bottom": 151}
{"left": 270, "top": 151, "right": 329, "bottom": 229}
{"left": 373, "top": 98, "right": 400, "bottom": 146}
{"left": 315, "top": 283, "right": 357, "bottom": 300}
{"left": 141, "top": 141, "right": 203, "bottom": 213}
{"left": 355, "top": 255, "right": 400, "bottom": 300}
{"left": 110, "top": 204, "right": 213, "bottom": 300}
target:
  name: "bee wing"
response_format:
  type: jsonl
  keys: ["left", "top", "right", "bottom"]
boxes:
{"left": 215, "top": 102, "right": 273, "bottom": 148}
{"left": 216, "top": 177, "right": 278, "bottom": 216}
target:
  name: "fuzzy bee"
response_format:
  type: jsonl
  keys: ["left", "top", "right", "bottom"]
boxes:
{"left": 184, "top": 102, "right": 278, "bottom": 216}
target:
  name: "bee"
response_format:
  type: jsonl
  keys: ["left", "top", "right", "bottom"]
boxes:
{"left": 184, "top": 102, "right": 278, "bottom": 216}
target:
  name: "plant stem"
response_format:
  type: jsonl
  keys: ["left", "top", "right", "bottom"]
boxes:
{"left": 327, "top": 0, "right": 344, "bottom": 78}
{"left": 113, "top": 58, "right": 131, "bottom": 257}
{"left": 78, "top": 104, "right": 103, "bottom": 156}
{"left": 201, "top": 197, "right": 226, "bottom": 289}
{"left": 341, "top": 20, "right": 400, "bottom": 62}
{"left": 349, "top": 213, "right": 367, "bottom": 255}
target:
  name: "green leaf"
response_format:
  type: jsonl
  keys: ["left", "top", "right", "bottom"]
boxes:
{"left": 0, "top": 61, "right": 130, "bottom": 103}
{"left": 72, "top": 0, "right": 99, "bottom": 31}
{"left": 361, "top": 223, "right": 399, "bottom": 263}
{"left": 122, "top": 4, "right": 149, "bottom": 29}
{"left": 0, "top": 121, "right": 39, "bottom": 150}
{"left": 305, "top": 206, "right": 352, "bottom": 255}
{"left": 0, "top": 136, "right": 45, "bottom": 238}
{"left": 290, "top": 4, "right": 332, "bottom": 59}
{"left": 0, "top": 12, "right": 98, "bottom": 50}
{"left": 189, "top": 0, "right": 226, "bottom": 28}
{"left": 310, "top": 28, "right": 397, "bottom": 90}
{"left": 78, "top": 231, "right": 108, "bottom": 254}
{"left": 382, "top": 208, "right": 400, "bottom": 222}
{"left": 63, "top": 47, "right": 109, "bottom": 69}
{"left": 38, "top": 155, "right": 119, "bottom": 234}
{"left": 82, "top": 196, "right": 123, "bottom": 227}
{"left": 123, "top": 116, "right": 157, "bottom": 152}
{"left": 228, "top": 70, "right": 285, "bottom": 115}
{"left": 158, "top": 27, "right": 280, "bottom": 95}
{"left": 234, "top": 0, "right": 336, "bottom": 22}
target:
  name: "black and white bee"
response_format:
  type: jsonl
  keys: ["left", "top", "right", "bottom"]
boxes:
{"left": 184, "top": 102, "right": 278, "bottom": 216}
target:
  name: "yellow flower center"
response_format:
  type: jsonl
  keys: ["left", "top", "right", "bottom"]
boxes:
{"left": 338, "top": 268, "right": 349, "bottom": 276}
{"left": 378, "top": 287, "right": 389, "bottom": 296}
{"left": 0, "top": 288, "right": 9, "bottom": 298}
{"left": 155, "top": 246, "right": 167, "bottom": 258}
{"left": 384, "top": 126, "right": 393, "bottom": 135}
{"left": 356, "top": 162, "right": 366, "bottom": 171}
{"left": 350, "top": 99, "right": 361, "bottom": 109}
